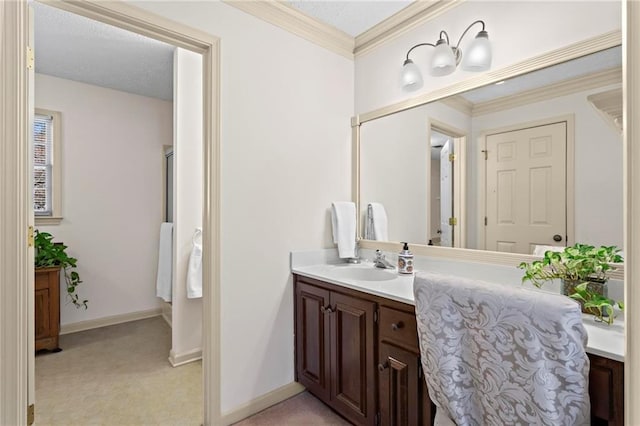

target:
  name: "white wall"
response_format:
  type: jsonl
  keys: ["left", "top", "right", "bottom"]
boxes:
{"left": 469, "top": 84, "right": 624, "bottom": 250}
{"left": 171, "top": 48, "right": 203, "bottom": 360}
{"left": 355, "top": 1, "right": 621, "bottom": 113}
{"left": 128, "top": 1, "right": 354, "bottom": 413}
{"left": 35, "top": 73, "right": 172, "bottom": 326}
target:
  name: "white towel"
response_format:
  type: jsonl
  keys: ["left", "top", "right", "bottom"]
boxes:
{"left": 156, "top": 222, "right": 173, "bottom": 302}
{"left": 413, "top": 272, "right": 590, "bottom": 426}
{"left": 364, "top": 202, "right": 388, "bottom": 241}
{"left": 187, "top": 228, "right": 203, "bottom": 299}
{"left": 532, "top": 244, "right": 565, "bottom": 256}
{"left": 331, "top": 202, "right": 357, "bottom": 259}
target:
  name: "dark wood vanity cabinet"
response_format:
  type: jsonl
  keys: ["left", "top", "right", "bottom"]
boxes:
{"left": 35, "top": 266, "right": 61, "bottom": 352}
{"left": 295, "top": 278, "right": 377, "bottom": 425}
{"left": 294, "top": 275, "right": 431, "bottom": 425}
{"left": 589, "top": 353, "right": 624, "bottom": 426}
{"left": 294, "top": 274, "right": 623, "bottom": 426}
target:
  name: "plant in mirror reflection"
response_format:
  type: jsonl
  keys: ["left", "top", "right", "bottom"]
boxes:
{"left": 569, "top": 282, "right": 623, "bottom": 325}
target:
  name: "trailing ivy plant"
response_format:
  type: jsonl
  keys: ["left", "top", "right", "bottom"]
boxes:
{"left": 519, "top": 243, "right": 623, "bottom": 288}
{"left": 569, "top": 282, "right": 624, "bottom": 325}
{"left": 519, "top": 243, "right": 623, "bottom": 324}
{"left": 35, "top": 230, "right": 88, "bottom": 309}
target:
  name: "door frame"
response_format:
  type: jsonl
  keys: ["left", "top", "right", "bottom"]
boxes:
{"left": 0, "top": 1, "right": 221, "bottom": 424}
{"left": 427, "top": 119, "right": 467, "bottom": 248}
{"left": 477, "top": 114, "right": 575, "bottom": 252}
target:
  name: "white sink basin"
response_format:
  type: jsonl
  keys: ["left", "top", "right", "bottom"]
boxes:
{"left": 333, "top": 267, "right": 397, "bottom": 282}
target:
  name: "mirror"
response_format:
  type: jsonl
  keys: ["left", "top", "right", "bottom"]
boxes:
{"left": 359, "top": 46, "right": 623, "bottom": 255}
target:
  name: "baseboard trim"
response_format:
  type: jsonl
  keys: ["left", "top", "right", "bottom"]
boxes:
{"left": 169, "top": 348, "right": 202, "bottom": 367}
{"left": 60, "top": 308, "right": 163, "bottom": 335}
{"left": 220, "top": 381, "right": 306, "bottom": 425}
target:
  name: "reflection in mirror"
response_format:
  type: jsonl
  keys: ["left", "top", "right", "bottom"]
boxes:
{"left": 359, "top": 46, "right": 623, "bottom": 255}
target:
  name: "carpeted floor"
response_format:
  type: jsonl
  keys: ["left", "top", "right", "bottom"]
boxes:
{"left": 35, "top": 316, "right": 202, "bottom": 426}
{"left": 232, "top": 392, "right": 350, "bottom": 426}
{"left": 35, "top": 316, "right": 350, "bottom": 426}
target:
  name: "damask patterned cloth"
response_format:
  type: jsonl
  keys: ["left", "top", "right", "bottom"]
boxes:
{"left": 413, "top": 272, "right": 590, "bottom": 426}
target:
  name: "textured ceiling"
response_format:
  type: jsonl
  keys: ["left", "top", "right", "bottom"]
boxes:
{"left": 286, "top": 1, "right": 413, "bottom": 37}
{"left": 33, "top": 1, "right": 174, "bottom": 101}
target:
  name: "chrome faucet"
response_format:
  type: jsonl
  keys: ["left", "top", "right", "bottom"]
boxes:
{"left": 374, "top": 250, "right": 395, "bottom": 269}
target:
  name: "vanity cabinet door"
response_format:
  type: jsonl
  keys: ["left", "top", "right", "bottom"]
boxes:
{"left": 378, "top": 342, "right": 431, "bottom": 426}
{"left": 330, "top": 292, "right": 377, "bottom": 426}
{"left": 295, "top": 281, "right": 331, "bottom": 402}
{"left": 588, "top": 353, "right": 624, "bottom": 426}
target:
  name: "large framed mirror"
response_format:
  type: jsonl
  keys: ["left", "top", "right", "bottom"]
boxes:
{"left": 355, "top": 33, "right": 623, "bottom": 270}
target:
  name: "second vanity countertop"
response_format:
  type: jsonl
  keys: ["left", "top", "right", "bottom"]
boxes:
{"left": 291, "top": 250, "right": 624, "bottom": 363}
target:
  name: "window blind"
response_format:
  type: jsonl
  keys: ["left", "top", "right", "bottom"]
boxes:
{"left": 33, "top": 114, "right": 53, "bottom": 215}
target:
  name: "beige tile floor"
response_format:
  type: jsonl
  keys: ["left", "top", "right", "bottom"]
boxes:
{"left": 35, "top": 316, "right": 348, "bottom": 425}
{"left": 35, "top": 317, "right": 202, "bottom": 426}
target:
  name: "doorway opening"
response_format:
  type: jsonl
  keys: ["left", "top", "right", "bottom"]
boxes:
{"left": 428, "top": 120, "right": 466, "bottom": 248}
{"left": 25, "top": 1, "right": 221, "bottom": 424}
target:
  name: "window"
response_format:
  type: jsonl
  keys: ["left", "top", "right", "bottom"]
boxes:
{"left": 33, "top": 108, "right": 62, "bottom": 225}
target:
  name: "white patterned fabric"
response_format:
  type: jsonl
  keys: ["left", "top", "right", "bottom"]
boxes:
{"left": 413, "top": 272, "right": 590, "bottom": 426}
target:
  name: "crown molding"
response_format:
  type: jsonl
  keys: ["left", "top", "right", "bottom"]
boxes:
{"left": 472, "top": 67, "right": 622, "bottom": 116}
{"left": 223, "top": 1, "right": 464, "bottom": 59}
{"left": 222, "top": 1, "right": 355, "bottom": 59}
{"left": 441, "top": 95, "right": 473, "bottom": 115}
{"left": 354, "top": 0, "right": 464, "bottom": 57}
{"left": 587, "top": 87, "right": 623, "bottom": 133}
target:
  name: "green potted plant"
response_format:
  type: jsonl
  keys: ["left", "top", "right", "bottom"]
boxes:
{"left": 519, "top": 243, "right": 623, "bottom": 322}
{"left": 35, "top": 230, "right": 87, "bottom": 309}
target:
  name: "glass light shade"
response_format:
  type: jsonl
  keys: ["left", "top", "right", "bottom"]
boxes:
{"left": 401, "top": 59, "right": 424, "bottom": 91}
{"left": 430, "top": 40, "right": 456, "bottom": 76}
{"left": 462, "top": 31, "right": 492, "bottom": 72}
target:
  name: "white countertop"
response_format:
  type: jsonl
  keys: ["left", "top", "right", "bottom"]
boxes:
{"left": 291, "top": 250, "right": 624, "bottom": 363}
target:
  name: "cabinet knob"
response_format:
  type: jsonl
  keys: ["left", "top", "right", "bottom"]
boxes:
{"left": 378, "top": 361, "right": 389, "bottom": 372}
{"left": 391, "top": 321, "right": 404, "bottom": 331}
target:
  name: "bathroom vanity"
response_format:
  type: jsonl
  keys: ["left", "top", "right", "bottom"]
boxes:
{"left": 292, "top": 252, "right": 624, "bottom": 426}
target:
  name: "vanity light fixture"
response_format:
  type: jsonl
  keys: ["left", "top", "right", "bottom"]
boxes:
{"left": 401, "top": 20, "right": 492, "bottom": 91}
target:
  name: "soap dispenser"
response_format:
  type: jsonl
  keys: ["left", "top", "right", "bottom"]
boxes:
{"left": 398, "top": 242, "right": 414, "bottom": 274}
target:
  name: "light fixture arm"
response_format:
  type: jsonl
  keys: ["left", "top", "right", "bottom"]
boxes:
{"left": 404, "top": 42, "right": 436, "bottom": 61}
{"left": 454, "top": 20, "right": 486, "bottom": 50}
{"left": 439, "top": 30, "right": 450, "bottom": 44}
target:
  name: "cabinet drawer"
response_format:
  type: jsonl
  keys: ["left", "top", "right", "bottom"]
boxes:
{"left": 379, "top": 306, "right": 419, "bottom": 353}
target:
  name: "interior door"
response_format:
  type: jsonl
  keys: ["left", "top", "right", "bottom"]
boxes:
{"left": 439, "top": 140, "right": 453, "bottom": 247}
{"left": 485, "top": 122, "right": 567, "bottom": 254}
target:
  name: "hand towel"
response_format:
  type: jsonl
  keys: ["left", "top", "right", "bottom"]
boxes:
{"left": 413, "top": 272, "right": 590, "bottom": 426}
{"left": 331, "top": 202, "right": 356, "bottom": 258}
{"left": 368, "top": 202, "right": 388, "bottom": 241}
{"left": 187, "top": 228, "right": 203, "bottom": 299}
{"left": 156, "top": 222, "right": 173, "bottom": 302}
{"left": 532, "top": 244, "right": 565, "bottom": 256}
